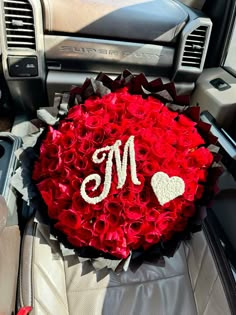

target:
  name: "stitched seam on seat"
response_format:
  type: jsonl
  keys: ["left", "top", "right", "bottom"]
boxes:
{"left": 63, "top": 259, "right": 70, "bottom": 315}
{"left": 193, "top": 244, "right": 208, "bottom": 292}
{"left": 19, "top": 224, "right": 35, "bottom": 308}
{"left": 35, "top": 296, "right": 53, "bottom": 315}
{"left": 184, "top": 242, "right": 198, "bottom": 315}
{"left": 201, "top": 275, "right": 219, "bottom": 315}
{"left": 19, "top": 239, "right": 26, "bottom": 307}
{"left": 36, "top": 225, "right": 69, "bottom": 314}
{"left": 31, "top": 225, "right": 36, "bottom": 310}
{"left": 68, "top": 273, "right": 185, "bottom": 293}
{"left": 34, "top": 262, "right": 69, "bottom": 311}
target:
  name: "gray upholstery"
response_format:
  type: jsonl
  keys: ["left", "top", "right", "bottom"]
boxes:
{"left": 185, "top": 232, "right": 231, "bottom": 315}
{"left": 18, "top": 219, "right": 231, "bottom": 315}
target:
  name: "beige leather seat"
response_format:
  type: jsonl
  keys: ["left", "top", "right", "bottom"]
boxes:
{"left": 0, "top": 196, "right": 21, "bottom": 315}
{"left": 17, "top": 214, "right": 232, "bottom": 315}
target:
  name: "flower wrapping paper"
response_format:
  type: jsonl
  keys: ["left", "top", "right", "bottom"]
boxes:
{"left": 13, "top": 71, "right": 222, "bottom": 272}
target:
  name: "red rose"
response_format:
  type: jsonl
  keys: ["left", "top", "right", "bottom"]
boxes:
{"left": 177, "top": 129, "right": 205, "bottom": 149}
{"left": 118, "top": 187, "right": 136, "bottom": 203}
{"left": 77, "top": 227, "right": 93, "bottom": 243}
{"left": 63, "top": 149, "right": 77, "bottom": 165}
{"left": 71, "top": 175, "right": 83, "bottom": 190}
{"left": 156, "top": 212, "right": 175, "bottom": 234}
{"left": 59, "top": 121, "right": 75, "bottom": 133}
{"left": 58, "top": 209, "right": 81, "bottom": 229}
{"left": 77, "top": 139, "right": 93, "bottom": 154}
{"left": 61, "top": 131, "right": 76, "bottom": 150}
{"left": 125, "top": 120, "right": 143, "bottom": 136}
{"left": 138, "top": 128, "right": 159, "bottom": 144}
{"left": 93, "top": 214, "right": 109, "bottom": 235}
{"left": 178, "top": 114, "right": 196, "bottom": 128}
{"left": 60, "top": 167, "right": 72, "bottom": 182}
{"left": 127, "top": 101, "right": 148, "bottom": 119}
{"left": 146, "top": 208, "right": 160, "bottom": 222}
{"left": 104, "top": 123, "right": 120, "bottom": 139}
{"left": 184, "top": 179, "right": 198, "bottom": 201}
{"left": 75, "top": 124, "right": 87, "bottom": 138}
{"left": 40, "top": 157, "right": 53, "bottom": 176}
{"left": 142, "top": 160, "right": 160, "bottom": 177}
{"left": 74, "top": 156, "right": 90, "bottom": 172}
{"left": 105, "top": 199, "right": 123, "bottom": 215}
{"left": 190, "top": 147, "right": 213, "bottom": 168}
{"left": 46, "top": 143, "right": 61, "bottom": 158}
{"left": 156, "top": 108, "right": 177, "bottom": 128}
{"left": 152, "top": 141, "right": 176, "bottom": 159}
{"left": 125, "top": 229, "right": 141, "bottom": 246}
{"left": 84, "top": 98, "right": 104, "bottom": 113}
{"left": 125, "top": 204, "right": 143, "bottom": 220}
{"left": 85, "top": 115, "right": 103, "bottom": 129}
{"left": 146, "top": 96, "right": 163, "bottom": 111}
{"left": 67, "top": 105, "right": 83, "bottom": 120}
{"left": 91, "top": 128, "right": 105, "bottom": 144}
{"left": 45, "top": 126, "right": 62, "bottom": 144}
{"left": 72, "top": 192, "right": 89, "bottom": 213}
{"left": 139, "top": 186, "right": 152, "bottom": 204}
{"left": 135, "top": 142, "right": 150, "bottom": 161}
{"left": 144, "top": 231, "right": 160, "bottom": 245}
{"left": 165, "top": 130, "right": 177, "bottom": 146}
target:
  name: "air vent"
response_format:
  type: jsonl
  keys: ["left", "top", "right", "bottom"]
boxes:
{"left": 3, "top": 0, "right": 36, "bottom": 49}
{"left": 181, "top": 26, "right": 209, "bottom": 69}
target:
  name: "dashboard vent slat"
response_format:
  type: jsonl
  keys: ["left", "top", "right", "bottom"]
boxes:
{"left": 5, "top": 14, "right": 33, "bottom": 19}
{"left": 4, "top": 7, "right": 32, "bottom": 12}
{"left": 181, "top": 25, "right": 209, "bottom": 69}
{"left": 4, "top": 0, "right": 30, "bottom": 4}
{"left": 3, "top": 0, "right": 36, "bottom": 50}
{"left": 6, "top": 27, "right": 34, "bottom": 32}
{"left": 6, "top": 20, "right": 34, "bottom": 26}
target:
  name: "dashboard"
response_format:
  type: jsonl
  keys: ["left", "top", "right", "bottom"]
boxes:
{"left": 0, "top": 0, "right": 212, "bottom": 114}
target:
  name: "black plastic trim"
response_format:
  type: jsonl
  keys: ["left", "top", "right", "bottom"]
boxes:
{"left": 203, "top": 210, "right": 236, "bottom": 315}
{"left": 203, "top": 0, "right": 236, "bottom": 67}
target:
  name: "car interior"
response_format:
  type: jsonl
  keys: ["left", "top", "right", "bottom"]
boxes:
{"left": 0, "top": 0, "right": 236, "bottom": 314}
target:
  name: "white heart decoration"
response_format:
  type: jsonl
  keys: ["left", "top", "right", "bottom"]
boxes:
{"left": 151, "top": 172, "right": 185, "bottom": 206}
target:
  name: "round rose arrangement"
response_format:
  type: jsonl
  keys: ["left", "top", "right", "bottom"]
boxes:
{"left": 32, "top": 87, "right": 213, "bottom": 259}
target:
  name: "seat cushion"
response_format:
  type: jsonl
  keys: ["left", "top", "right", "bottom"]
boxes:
{"left": 0, "top": 225, "right": 20, "bottom": 315}
{"left": 17, "top": 218, "right": 231, "bottom": 315}
{"left": 18, "top": 219, "right": 198, "bottom": 315}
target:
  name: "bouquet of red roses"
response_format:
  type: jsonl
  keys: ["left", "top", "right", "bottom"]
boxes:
{"left": 28, "top": 71, "right": 220, "bottom": 268}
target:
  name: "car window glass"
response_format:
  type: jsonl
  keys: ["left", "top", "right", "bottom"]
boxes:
{"left": 224, "top": 20, "right": 236, "bottom": 74}
{"left": 178, "top": 0, "right": 206, "bottom": 10}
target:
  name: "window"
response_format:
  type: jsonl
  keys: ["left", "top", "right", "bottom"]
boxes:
{"left": 224, "top": 20, "right": 236, "bottom": 74}
{"left": 178, "top": 0, "right": 206, "bottom": 10}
